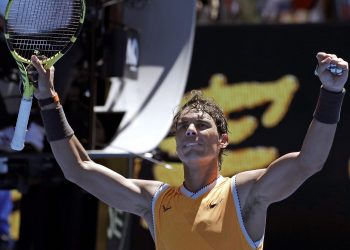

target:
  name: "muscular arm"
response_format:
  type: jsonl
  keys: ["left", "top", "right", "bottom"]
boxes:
{"left": 236, "top": 52, "right": 348, "bottom": 241}
{"left": 236, "top": 119, "right": 337, "bottom": 241}
{"left": 32, "top": 56, "right": 160, "bottom": 218}
{"left": 252, "top": 119, "right": 336, "bottom": 204}
{"left": 51, "top": 135, "right": 161, "bottom": 216}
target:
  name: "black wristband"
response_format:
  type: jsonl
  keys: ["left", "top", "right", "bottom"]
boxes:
{"left": 38, "top": 94, "right": 60, "bottom": 108}
{"left": 40, "top": 106, "right": 74, "bottom": 142}
{"left": 313, "top": 86, "right": 346, "bottom": 124}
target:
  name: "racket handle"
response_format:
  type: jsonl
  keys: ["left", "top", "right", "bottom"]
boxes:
{"left": 11, "top": 97, "right": 33, "bottom": 151}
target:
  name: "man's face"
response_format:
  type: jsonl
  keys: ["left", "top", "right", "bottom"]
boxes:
{"left": 175, "top": 108, "right": 228, "bottom": 166}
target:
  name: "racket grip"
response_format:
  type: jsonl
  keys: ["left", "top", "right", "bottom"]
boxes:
{"left": 11, "top": 97, "right": 33, "bottom": 151}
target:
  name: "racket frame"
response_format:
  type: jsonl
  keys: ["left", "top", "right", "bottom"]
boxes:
{"left": 3, "top": 0, "right": 86, "bottom": 150}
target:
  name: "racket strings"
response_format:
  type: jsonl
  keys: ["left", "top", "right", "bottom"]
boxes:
{"left": 6, "top": 0, "right": 82, "bottom": 60}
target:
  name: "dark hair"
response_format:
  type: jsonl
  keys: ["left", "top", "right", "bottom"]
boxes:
{"left": 172, "top": 90, "right": 228, "bottom": 168}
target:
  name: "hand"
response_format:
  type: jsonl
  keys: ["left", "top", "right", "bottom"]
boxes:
{"left": 315, "top": 52, "right": 348, "bottom": 92}
{"left": 31, "top": 55, "right": 56, "bottom": 100}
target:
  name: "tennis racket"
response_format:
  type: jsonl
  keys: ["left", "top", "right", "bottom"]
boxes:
{"left": 4, "top": 0, "right": 86, "bottom": 151}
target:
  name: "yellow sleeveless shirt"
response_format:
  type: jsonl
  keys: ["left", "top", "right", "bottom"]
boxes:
{"left": 152, "top": 176, "right": 264, "bottom": 250}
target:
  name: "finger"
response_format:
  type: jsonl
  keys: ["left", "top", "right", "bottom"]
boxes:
{"left": 316, "top": 52, "right": 338, "bottom": 64}
{"left": 316, "top": 52, "right": 327, "bottom": 63}
{"left": 31, "top": 55, "right": 46, "bottom": 75}
{"left": 318, "top": 56, "right": 333, "bottom": 72}
{"left": 27, "top": 68, "right": 39, "bottom": 86}
{"left": 339, "top": 60, "right": 349, "bottom": 70}
{"left": 331, "top": 58, "right": 347, "bottom": 67}
{"left": 329, "top": 58, "right": 348, "bottom": 72}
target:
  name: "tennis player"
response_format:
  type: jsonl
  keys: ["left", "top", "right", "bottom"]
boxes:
{"left": 31, "top": 52, "right": 347, "bottom": 250}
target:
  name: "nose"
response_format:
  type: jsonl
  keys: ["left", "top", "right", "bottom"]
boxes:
{"left": 185, "top": 124, "right": 197, "bottom": 137}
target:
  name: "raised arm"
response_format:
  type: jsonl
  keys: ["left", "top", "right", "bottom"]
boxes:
{"left": 31, "top": 55, "right": 161, "bottom": 219}
{"left": 236, "top": 52, "right": 348, "bottom": 241}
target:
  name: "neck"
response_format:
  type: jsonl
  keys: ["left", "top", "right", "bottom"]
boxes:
{"left": 183, "top": 160, "right": 220, "bottom": 193}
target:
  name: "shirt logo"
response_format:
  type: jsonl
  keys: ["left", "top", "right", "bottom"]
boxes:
{"left": 207, "top": 198, "right": 223, "bottom": 209}
{"left": 162, "top": 205, "right": 172, "bottom": 213}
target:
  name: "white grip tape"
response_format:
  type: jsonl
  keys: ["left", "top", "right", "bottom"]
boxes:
{"left": 10, "top": 97, "right": 33, "bottom": 151}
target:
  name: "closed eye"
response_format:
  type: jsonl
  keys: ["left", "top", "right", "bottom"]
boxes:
{"left": 196, "top": 121, "right": 211, "bottom": 129}
{"left": 176, "top": 122, "right": 188, "bottom": 131}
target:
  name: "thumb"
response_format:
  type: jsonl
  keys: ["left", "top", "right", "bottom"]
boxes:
{"left": 31, "top": 55, "right": 46, "bottom": 75}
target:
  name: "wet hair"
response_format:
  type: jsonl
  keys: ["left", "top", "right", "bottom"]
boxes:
{"left": 172, "top": 90, "right": 228, "bottom": 168}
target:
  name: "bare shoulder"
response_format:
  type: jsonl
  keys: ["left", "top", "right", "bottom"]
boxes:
{"left": 131, "top": 179, "right": 165, "bottom": 199}
{"left": 129, "top": 179, "right": 165, "bottom": 220}
{"left": 235, "top": 168, "right": 266, "bottom": 187}
{"left": 235, "top": 169, "right": 266, "bottom": 208}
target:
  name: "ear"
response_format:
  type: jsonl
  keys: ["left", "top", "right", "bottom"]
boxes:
{"left": 219, "top": 134, "right": 229, "bottom": 148}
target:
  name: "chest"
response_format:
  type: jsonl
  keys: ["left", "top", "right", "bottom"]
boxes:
{"left": 153, "top": 179, "right": 262, "bottom": 250}
{"left": 157, "top": 185, "right": 234, "bottom": 235}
